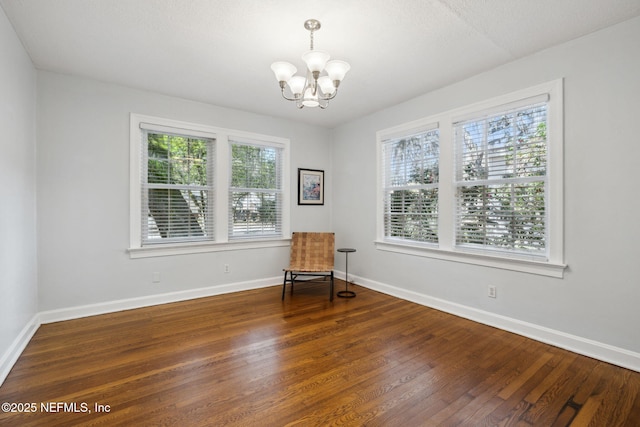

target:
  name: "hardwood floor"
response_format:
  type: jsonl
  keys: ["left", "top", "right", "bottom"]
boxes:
{"left": 1, "top": 281, "right": 639, "bottom": 426}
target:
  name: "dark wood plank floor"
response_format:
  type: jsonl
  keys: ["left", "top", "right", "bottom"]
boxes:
{"left": 1, "top": 281, "right": 639, "bottom": 426}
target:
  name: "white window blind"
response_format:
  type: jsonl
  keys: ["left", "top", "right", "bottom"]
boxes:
{"left": 454, "top": 101, "right": 548, "bottom": 257}
{"left": 381, "top": 127, "right": 440, "bottom": 244}
{"left": 141, "top": 128, "right": 215, "bottom": 245}
{"left": 229, "top": 140, "right": 283, "bottom": 239}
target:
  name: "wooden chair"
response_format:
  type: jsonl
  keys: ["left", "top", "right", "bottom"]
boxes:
{"left": 282, "top": 232, "right": 335, "bottom": 301}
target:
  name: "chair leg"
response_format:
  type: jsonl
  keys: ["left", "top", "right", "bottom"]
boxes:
{"left": 290, "top": 273, "right": 295, "bottom": 295}
{"left": 329, "top": 271, "right": 334, "bottom": 302}
{"left": 282, "top": 271, "right": 297, "bottom": 299}
{"left": 282, "top": 271, "right": 288, "bottom": 300}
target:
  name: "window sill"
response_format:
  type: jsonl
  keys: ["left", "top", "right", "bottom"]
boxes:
{"left": 129, "top": 238, "right": 290, "bottom": 259}
{"left": 375, "top": 240, "right": 566, "bottom": 278}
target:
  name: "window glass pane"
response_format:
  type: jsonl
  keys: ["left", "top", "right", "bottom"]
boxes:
{"left": 456, "top": 183, "right": 545, "bottom": 252}
{"left": 231, "top": 144, "right": 277, "bottom": 189}
{"left": 147, "top": 133, "right": 208, "bottom": 185}
{"left": 148, "top": 158, "right": 169, "bottom": 184}
{"left": 230, "top": 191, "right": 279, "bottom": 237}
{"left": 147, "top": 188, "right": 210, "bottom": 240}
{"left": 458, "top": 105, "right": 547, "bottom": 182}
{"left": 147, "top": 133, "right": 169, "bottom": 184}
{"left": 385, "top": 130, "right": 439, "bottom": 187}
{"left": 385, "top": 188, "right": 438, "bottom": 243}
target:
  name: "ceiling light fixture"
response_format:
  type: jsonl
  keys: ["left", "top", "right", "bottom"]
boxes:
{"left": 271, "top": 19, "right": 350, "bottom": 109}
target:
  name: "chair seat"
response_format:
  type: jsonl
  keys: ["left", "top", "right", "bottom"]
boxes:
{"left": 284, "top": 267, "right": 333, "bottom": 273}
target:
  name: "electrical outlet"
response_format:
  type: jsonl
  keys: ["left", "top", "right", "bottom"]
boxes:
{"left": 488, "top": 285, "right": 497, "bottom": 298}
{"left": 152, "top": 272, "right": 161, "bottom": 283}
{"left": 224, "top": 264, "right": 230, "bottom": 273}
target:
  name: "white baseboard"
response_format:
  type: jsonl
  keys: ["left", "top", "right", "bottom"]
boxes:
{"left": 353, "top": 274, "right": 640, "bottom": 373}
{"left": 39, "top": 276, "right": 280, "bottom": 324}
{"left": 0, "top": 314, "right": 40, "bottom": 386}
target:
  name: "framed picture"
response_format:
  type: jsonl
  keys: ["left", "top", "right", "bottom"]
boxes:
{"left": 298, "top": 168, "right": 324, "bottom": 205}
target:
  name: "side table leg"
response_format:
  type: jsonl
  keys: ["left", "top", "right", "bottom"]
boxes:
{"left": 337, "top": 252, "right": 356, "bottom": 298}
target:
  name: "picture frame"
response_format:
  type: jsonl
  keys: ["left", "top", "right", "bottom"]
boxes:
{"left": 298, "top": 168, "right": 324, "bottom": 205}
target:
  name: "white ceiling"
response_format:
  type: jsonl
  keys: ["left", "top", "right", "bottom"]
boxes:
{"left": 3, "top": 0, "right": 640, "bottom": 128}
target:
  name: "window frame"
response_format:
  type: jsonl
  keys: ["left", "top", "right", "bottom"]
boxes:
{"left": 129, "top": 114, "right": 290, "bottom": 258}
{"left": 376, "top": 80, "right": 565, "bottom": 277}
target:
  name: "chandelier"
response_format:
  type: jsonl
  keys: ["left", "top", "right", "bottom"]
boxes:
{"left": 270, "top": 19, "right": 350, "bottom": 109}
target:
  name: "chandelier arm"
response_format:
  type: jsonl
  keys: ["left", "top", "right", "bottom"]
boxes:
{"left": 280, "top": 87, "right": 301, "bottom": 102}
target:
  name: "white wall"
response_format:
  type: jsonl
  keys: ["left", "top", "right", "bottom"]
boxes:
{"left": 332, "top": 17, "right": 640, "bottom": 355}
{"left": 0, "top": 6, "right": 38, "bottom": 378}
{"left": 36, "top": 72, "right": 333, "bottom": 312}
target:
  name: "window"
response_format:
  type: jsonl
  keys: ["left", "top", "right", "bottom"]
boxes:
{"left": 376, "top": 80, "right": 565, "bottom": 277}
{"left": 229, "top": 140, "right": 283, "bottom": 239}
{"left": 142, "top": 129, "right": 215, "bottom": 245}
{"left": 381, "top": 126, "right": 440, "bottom": 244}
{"left": 130, "top": 114, "right": 290, "bottom": 258}
{"left": 454, "top": 99, "right": 548, "bottom": 257}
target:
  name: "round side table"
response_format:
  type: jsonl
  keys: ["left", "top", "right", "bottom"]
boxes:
{"left": 337, "top": 248, "right": 356, "bottom": 298}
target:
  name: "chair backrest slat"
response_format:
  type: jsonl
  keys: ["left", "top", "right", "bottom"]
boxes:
{"left": 289, "top": 232, "right": 334, "bottom": 271}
